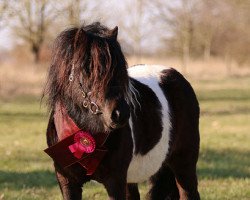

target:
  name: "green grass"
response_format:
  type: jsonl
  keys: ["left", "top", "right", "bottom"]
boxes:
{"left": 0, "top": 76, "right": 250, "bottom": 199}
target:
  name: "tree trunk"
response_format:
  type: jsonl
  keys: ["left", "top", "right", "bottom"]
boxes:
{"left": 134, "top": 0, "right": 142, "bottom": 63}
{"left": 182, "top": 42, "right": 190, "bottom": 75}
{"left": 204, "top": 40, "right": 211, "bottom": 61}
{"left": 225, "top": 52, "right": 232, "bottom": 76}
{"left": 69, "top": 0, "right": 80, "bottom": 25}
{"left": 32, "top": 44, "right": 41, "bottom": 63}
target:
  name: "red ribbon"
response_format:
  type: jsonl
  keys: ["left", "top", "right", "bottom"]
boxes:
{"left": 68, "top": 131, "right": 96, "bottom": 159}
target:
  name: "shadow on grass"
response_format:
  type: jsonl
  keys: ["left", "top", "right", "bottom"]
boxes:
{"left": 201, "top": 107, "right": 250, "bottom": 116}
{"left": 0, "top": 111, "right": 45, "bottom": 118}
{"left": 0, "top": 112, "right": 46, "bottom": 123}
{"left": 0, "top": 95, "right": 41, "bottom": 104}
{"left": 0, "top": 170, "right": 57, "bottom": 190}
{"left": 198, "top": 148, "right": 250, "bottom": 179}
{"left": 197, "top": 89, "right": 250, "bottom": 102}
{"left": 199, "top": 96, "right": 250, "bottom": 102}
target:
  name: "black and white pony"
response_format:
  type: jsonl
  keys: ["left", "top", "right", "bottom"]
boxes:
{"left": 44, "top": 22, "right": 200, "bottom": 200}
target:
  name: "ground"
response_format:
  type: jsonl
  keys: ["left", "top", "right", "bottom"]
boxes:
{"left": 0, "top": 61, "right": 249, "bottom": 199}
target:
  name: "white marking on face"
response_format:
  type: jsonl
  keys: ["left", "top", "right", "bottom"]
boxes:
{"left": 127, "top": 65, "right": 172, "bottom": 183}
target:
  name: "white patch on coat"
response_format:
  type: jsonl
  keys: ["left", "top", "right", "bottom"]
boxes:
{"left": 127, "top": 64, "right": 172, "bottom": 183}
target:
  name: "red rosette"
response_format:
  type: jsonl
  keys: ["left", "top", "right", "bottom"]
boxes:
{"left": 68, "top": 131, "right": 96, "bottom": 159}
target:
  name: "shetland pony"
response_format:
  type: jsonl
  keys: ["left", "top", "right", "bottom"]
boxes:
{"left": 44, "top": 22, "right": 200, "bottom": 200}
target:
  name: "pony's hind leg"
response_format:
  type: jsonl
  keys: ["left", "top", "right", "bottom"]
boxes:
{"left": 148, "top": 165, "right": 179, "bottom": 200}
{"left": 126, "top": 183, "right": 140, "bottom": 200}
{"left": 171, "top": 164, "right": 200, "bottom": 200}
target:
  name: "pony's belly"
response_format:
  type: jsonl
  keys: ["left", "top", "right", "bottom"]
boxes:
{"left": 126, "top": 139, "right": 169, "bottom": 183}
{"left": 127, "top": 65, "right": 171, "bottom": 183}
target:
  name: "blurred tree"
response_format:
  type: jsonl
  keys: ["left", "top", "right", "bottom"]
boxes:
{"left": 150, "top": 0, "right": 198, "bottom": 73}
{"left": 150, "top": 0, "right": 250, "bottom": 69}
{"left": 60, "top": 0, "right": 106, "bottom": 27}
{"left": 132, "top": 0, "right": 142, "bottom": 58}
{"left": 114, "top": 0, "right": 144, "bottom": 58}
{"left": 107, "top": 0, "right": 164, "bottom": 60}
{"left": 194, "top": 0, "right": 221, "bottom": 61}
{"left": 8, "top": 0, "right": 59, "bottom": 63}
{"left": 67, "top": 0, "right": 81, "bottom": 26}
{"left": 5, "top": 0, "right": 106, "bottom": 63}
{"left": 0, "top": 0, "right": 10, "bottom": 29}
{"left": 211, "top": 0, "right": 250, "bottom": 70}
{"left": 2, "top": 0, "right": 249, "bottom": 67}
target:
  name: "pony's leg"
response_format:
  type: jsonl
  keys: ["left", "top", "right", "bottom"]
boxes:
{"left": 172, "top": 165, "right": 200, "bottom": 200}
{"left": 148, "top": 165, "right": 179, "bottom": 200}
{"left": 56, "top": 170, "right": 82, "bottom": 200}
{"left": 126, "top": 183, "right": 140, "bottom": 200}
{"left": 103, "top": 177, "right": 127, "bottom": 200}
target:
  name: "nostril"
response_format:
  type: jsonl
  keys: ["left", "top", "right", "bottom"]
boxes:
{"left": 111, "top": 109, "right": 121, "bottom": 123}
{"left": 110, "top": 101, "right": 130, "bottom": 126}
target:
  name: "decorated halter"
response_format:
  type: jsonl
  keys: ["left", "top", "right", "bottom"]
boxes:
{"left": 69, "top": 64, "right": 102, "bottom": 115}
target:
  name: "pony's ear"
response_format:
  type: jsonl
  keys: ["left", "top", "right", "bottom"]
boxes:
{"left": 110, "top": 26, "right": 118, "bottom": 40}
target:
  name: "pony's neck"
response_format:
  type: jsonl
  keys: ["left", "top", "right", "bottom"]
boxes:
{"left": 62, "top": 98, "right": 105, "bottom": 134}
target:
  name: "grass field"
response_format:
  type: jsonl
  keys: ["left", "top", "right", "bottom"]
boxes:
{"left": 0, "top": 69, "right": 250, "bottom": 199}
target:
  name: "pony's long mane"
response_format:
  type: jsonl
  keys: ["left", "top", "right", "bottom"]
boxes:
{"left": 44, "top": 22, "right": 128, "bottom": 110}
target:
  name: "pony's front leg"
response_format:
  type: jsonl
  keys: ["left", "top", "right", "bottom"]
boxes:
{"left": 103, "top": 177, "right": 127, "bottom": 200}
{"left": 127, "top": 183, "right": 140, "bottom": 200}
{"left": 55, "top": 170, "right": 82, "bottom": 200}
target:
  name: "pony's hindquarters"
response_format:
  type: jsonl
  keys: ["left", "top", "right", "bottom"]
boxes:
{"left": 156, "top": 68, "right": 200, "bottom": 200}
